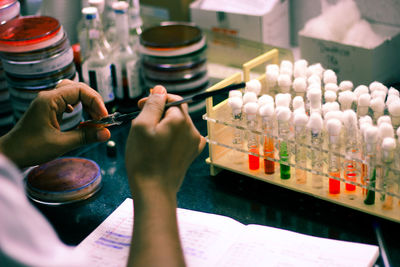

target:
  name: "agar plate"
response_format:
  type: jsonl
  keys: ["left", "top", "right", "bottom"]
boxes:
{"left": 25, "top": 157, "right": 102, "bottom": 205}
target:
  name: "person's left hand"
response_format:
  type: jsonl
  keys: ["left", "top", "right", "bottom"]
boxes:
{"left": 0, "top": 80, "right": 111, "bottom": 168}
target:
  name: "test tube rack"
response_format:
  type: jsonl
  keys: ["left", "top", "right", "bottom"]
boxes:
{"left": 203, "top": 49, "right": 400, "bottom": 223}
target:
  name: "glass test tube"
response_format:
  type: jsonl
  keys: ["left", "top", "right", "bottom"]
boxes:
{"left": 294, "top": 115, "right": 308, "bottom": 184}
{"left": 261, "top": 116, "right": 274, "bottom": 174}
{"left": 245, "top": 103, "right": 260, "bottom": 170}
{"left": 277, "top": 110, "right": 291, "bottom": 179}
{"left": 380, "top": 138, "right": 396, "bottom": 210}
{"left": 327, "top": 119, "right": 342, "bottom": 195}
{"left": 343, "top": 113, "right": 360, "bottom": 193}
{"left": 228, "top": 96, "right": 244, "bottom": 164}
{"left": 364, "top": 132, "right": 378, "bottom": 205}
{"left": 310, "top": 130, "right": 324, "bottom": 189}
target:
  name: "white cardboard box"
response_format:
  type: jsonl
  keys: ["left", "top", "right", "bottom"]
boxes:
{"left": 189, "top": 0, "right": 290, "bottom": 48}
{"left": 299, "top": 23, "right": 400, "bottom": 86}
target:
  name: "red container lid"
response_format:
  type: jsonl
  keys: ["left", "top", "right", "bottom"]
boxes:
{"left": 0, "top": 16, "right": 61, "bottom": 47}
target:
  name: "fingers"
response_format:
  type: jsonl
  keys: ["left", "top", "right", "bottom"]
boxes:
{"left": 43, "top": 80, "right": 108, "bottom": 120}
{"left": 134, "top": 86, "right": 167, "bottom": 127}
{"left": 59, "top": 127, "right": 111, "bottom": 149}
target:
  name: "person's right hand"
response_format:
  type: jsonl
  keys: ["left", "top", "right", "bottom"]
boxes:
{"left": 125, "top": 85, "right": 206, "bottom": 198}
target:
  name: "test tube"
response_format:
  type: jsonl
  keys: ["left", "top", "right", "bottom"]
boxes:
{"left": 363, "top": 126, "right": 378, "bottom": 205}
{"left": 294, "top": 112, "right": 309, "bottom": 184}
{"left": 370, "top": 97, "right": 385, "bottom": 123}
{"left": 244, "top": 102, "right": 260, "bottom": 171}
{"left": 266, "top": 64, "right": 279, "bottom": 94}
{"left": 293, "top": 77, "right": 307, "bottom": 98}
{"left": 357, "top": 93, "right": 371, "bottom": 117}
{"left": 228, "top": 94, "right": 244, "bottom": 163}
{"left": 326, "top": 118, "right": 342, "bottom": 195}
{"left": 343, "top": 110, "right": 360, "bottom": 193}
{"left": 293, "top": 59, "right": 308, "bottom": 78}
{"left": 307, "top": 87, "right": 322, "bottom": 114}
{"left": 307, "top": 113, "right": 324, "bottom": 189}
{"left": 276, "top": 107, "right": 292, "bottom": 179}
{"left": 388, "top": 101, "right": 400, "bottom": 129}
{"left": 259, "top": 104, "right": 275, "bottom": 174}
{"left": 380, "top": 137, "right": 396, "bottom": 210}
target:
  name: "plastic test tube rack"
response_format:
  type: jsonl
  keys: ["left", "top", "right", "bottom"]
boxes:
{"left": 203, "top": 49, "right": 400, "bottom": 223}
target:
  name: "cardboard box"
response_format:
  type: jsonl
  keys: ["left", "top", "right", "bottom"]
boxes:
{"left": 189, "top": 0, "right": 290, "bottom": 48}
{"left": 299, "top": 23, "right": 400, "bottom": 86}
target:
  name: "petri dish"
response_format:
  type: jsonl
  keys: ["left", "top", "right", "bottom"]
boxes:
{"left": 25, "top": 157, "right": 102, "bottom": 205}
{"left": 143, "top": 71, "right": 209, "bottom": 93}
{"left": 0, "top": 16, "right": 62, "bottom": 52}
{"left": 140, "top": 23, "right": 203, "bottom": 48}
{"left": 138, "top": 36, "right": 206, "bottom": 57}
{"left": 142, "top": 61, "right": 207, "bottom": 82}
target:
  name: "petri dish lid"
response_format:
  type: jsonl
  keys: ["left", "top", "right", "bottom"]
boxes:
{"left": 140, "top": 23, "right": 203, "bottom": 49}
{"left": 25, "top": 157, "right": 102, "bottom": 205}
{"left": 0, "top": 16, "right": 61, "bottom": 47}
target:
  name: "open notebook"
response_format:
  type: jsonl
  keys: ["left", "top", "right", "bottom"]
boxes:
{"left": 76, "top": 198, "right": 379, "bottom": 267}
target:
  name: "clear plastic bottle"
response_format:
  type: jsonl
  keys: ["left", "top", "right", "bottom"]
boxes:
{"left": 78, "top": 4, "right": 111, "bottom": 64}
{"left": 81, "top": 7, "right": 115, "bottom": 112}
{"left": 128, "top": 0, "right": 142, "bottom": 47}
{"left": 111, "top": 1, "right": 142, "bottom": 112}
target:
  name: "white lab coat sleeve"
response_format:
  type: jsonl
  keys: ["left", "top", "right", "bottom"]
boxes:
{"left": 0, "top": 154, "right": 89, "bottom": 267}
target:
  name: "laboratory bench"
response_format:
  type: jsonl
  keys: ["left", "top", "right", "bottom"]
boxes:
{"left": 30, "top": 108, "right": 400, "bottom": 267}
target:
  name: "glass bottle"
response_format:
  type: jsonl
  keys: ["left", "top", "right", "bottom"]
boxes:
{"left": 81, "top": 7, "right": 115, "bottom": 112}
{"left": 78, "top": 4, "right": 111, "bottom": 64}
{"left": 128, "top": 0, "right": 142, "bottom": 47}
{"left": 111, "top": 1, "right": 142, "bottom": 112}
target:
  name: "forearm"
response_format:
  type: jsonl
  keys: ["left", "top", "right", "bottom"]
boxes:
{"left": 127, "top": 183, "right": 186, "bottom": 267}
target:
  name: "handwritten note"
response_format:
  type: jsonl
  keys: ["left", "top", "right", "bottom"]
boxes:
{"left": 76, "top": 198, "right": 379, "bottom": 267}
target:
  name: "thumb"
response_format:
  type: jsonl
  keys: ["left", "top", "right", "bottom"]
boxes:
{"left": 59, "top": 127, "right": 111, "bottom": 149}
{"left": 135, "top": 86, "right": 167, "bottom": 126}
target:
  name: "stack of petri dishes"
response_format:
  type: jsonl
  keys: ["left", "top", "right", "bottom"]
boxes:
{"left": 0, "top": 0, "right": 21, "bottom": 131}
{"left": 139, "top": 22, "right": 209, "bottom": 114}
{"left": 0, "top": 16, "right": 81, "bottom": 131}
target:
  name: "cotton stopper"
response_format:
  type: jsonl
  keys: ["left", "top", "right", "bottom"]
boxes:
{"left": 388, "top": 87, "right": 399, "bottom": 96}
{"left": 228, "top": 96, "right": 243, "bottom": 115}
{"left": 243, "top": 92, "right": 258, "bottom": 105}
{"left": 258, "top": 104, "right": 274, "bottom": 118}
{"left": 266, "top": 69, "right": 279, "bottom": 87}
{"left": 277, "top": 74, "right": 292, "bottom": 93}
{"left": 324, "top": 83, "right": 339, "bottom": 93}
{"left": 324, "top": 90, "right": 337, "bottom": 102}
{"left": 307, "top": 112, "right": 323, "bottom": 134}
{"left": 323, "top": 69, "right": 337, "bottom": 85}
{"left": 354, "top": 85, "right": 369, "bottom": 98}
{"left": 338, "top": 91, "right": 356, "bottom": 110}
{"left": 294, "top": 59, "right": 308, "bottom": 78}
{"left": 326, "top": 118, "right": 342, "bottom": 137}
{"left": 276, "top": 106, "right": 291, "bottom": 122}
{"left": 339, "top": 80, "right": 353, "bottom": 91}
{"left": 294, "top": 113, "right": 309, "bottom": 128}
{"left": 243, "top": 102, "right": 259, "bottom": 116}
{"left": 275, "top": 93, "right": 291, "bottom": 108}
{"left": 378, "top": 122, "right": 394, "bottom": 139}
{"left": 292, "top": 96, "right": 304, "bottom": 110}
{"left": 293, "top": 77, "right": 307, "bottom": 93}
{"left": 229, "top": 90, "right": 242, "bottom": 99}
{"left": 246, "top": 79, "right": 262, "bottom": 95}
{"left": 258, "top": 94, "right": 274, "bottom": 107}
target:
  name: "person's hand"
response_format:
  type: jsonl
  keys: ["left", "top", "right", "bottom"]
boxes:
{"left": 0, "top": 80, "right": 111, "bottom": 168}
{"left": 125, "top": 85, "right": 206, "bottom": 197}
